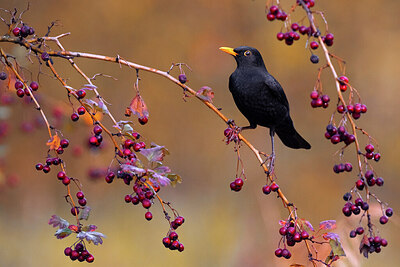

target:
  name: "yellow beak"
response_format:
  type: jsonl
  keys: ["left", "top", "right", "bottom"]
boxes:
{"left": 219, "top": 47, "right": 238, "bottom": 56}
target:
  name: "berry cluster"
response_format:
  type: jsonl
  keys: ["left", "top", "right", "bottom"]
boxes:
{"left": 310, "top": 91, "right": 330, "bottom": 108}
{"left": 333, "top": 162, "right": 352, "bottom": 174}
{"left": 229, "top": 178, "right": 244, "bottom": 192}
{"left": 162, "top": 231, "right": 184, "bottom": 252}
{"left": 324, "top": 124, "right": 355, "bottom": 145}
{"left": 13, "top": 80, "right": 39, "bottom": 98}
{"left": 64, "top": 242, "right": 94, "bottom": 263}
{"left": 266, "top": 5, "right": 287, "bottom": 22}
{"left": 124, "top": 180, "right": 159, "bottom": 220}
{"left": 275, "top": 221, "right": 310, "bottom": 260}
{"left": 88, "top": 125, "right": 103, "bottom": 147}
{"left": 262, "top": 182, "right": 279, "bottom": 195}
{"left": 12, "top": 25, "right": 35, "bottom": 38}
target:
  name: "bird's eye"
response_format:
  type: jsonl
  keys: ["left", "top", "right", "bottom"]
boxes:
{"left": 244, "top": 50, "right": 251, "bottom": 56}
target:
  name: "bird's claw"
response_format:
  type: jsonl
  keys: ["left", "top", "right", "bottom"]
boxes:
{"left": 261, "top": 152, "right": 275, "bottom": 176}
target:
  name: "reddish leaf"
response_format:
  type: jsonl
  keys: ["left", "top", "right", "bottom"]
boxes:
{"left": 278, "top": 220, "right": 287, "bottom": 226}
{"left": 298, "top": 218, "right": 315, "bottom": 232}
{"left": 129, "top": 93, "right": 149, "bottom": 119}
{"left": 323, "top": 232, "right": 340, "bottom": 241}
{"left": 359, "top": 235, "right": 370, "bottom": 258}
{"left": 319, "top": 220, "right": 336, "bottom": 230}
{"left": 196, "top": 86, "right": 214, "bottom": 102}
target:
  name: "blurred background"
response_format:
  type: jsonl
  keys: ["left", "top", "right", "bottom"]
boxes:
{"left": 0, "top": 0, "right": 399, "bottom": 266}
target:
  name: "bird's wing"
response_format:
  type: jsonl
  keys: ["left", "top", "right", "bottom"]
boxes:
{"left": 264, "top": 75, "right": 290, "bottom": 111}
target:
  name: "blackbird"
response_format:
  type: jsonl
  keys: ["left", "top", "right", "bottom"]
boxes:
{"left": 220, "top": 46, "right": 310, "bottom": 169}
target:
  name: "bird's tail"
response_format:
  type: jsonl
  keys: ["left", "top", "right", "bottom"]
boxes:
{"left": 275, "top": 122, "right": 311, "bottom": 149}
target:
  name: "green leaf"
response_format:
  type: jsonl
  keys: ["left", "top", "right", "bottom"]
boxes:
{"left": 329, "top": 238, "right": 346, "bottom": 257}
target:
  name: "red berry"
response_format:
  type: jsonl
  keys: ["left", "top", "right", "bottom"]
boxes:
{"left": 15, "top": 81, "right": 24, "bottom": 89}
{"left": 310, "top": 41, "right": 319, "bottom": 49}
{"left": 78, "top": 198, "right": 87, "bottom": 206}
{"left": 360, "top": 104, "right": 367, "bottom": 113}
{"left": 365, "top": 144, "right": 374, "bottom": 153}
{"left": 145, "top": 211, "right": 153, "bottom": 221}
{"left": 381, "top": 239, "right": 388, "bottom": 247}
{"left": 276, "top": 32, "right": 284, "bottom": 41}
{"left": 71, "top": 113, "right": 79, "bottom": 121}
{"left": 376, "top": 177, "right": 384, "bottom": 186}
{"left": 12, "top": 27, "right": 21, "bottom": 36}
{"left": 35, "top": 163, "right": 44, "bottom": 171}
{"left": 76, "top": 191, "right": 85, "bottom": 199}
{"left": 342, "top": 206, "right": 351, "bottom": 217}
{"left": 356, "top": 226, "right": 364, "bottom": 235}
{"left": 266, "top": 13, "right": 275, "bottom": 21}
{"left": 43, "top": 165, "right": 51, "bottom": 173}
{"left": 77, "top": 106, "right": 86, "bottom": 115}
{"left": 275, "top": 248, "right": 282, "bottom": 257}
{"left": 234, "top": 178, "right": 243, "bottom": 187}
{"left": 339, "top": 76, "right": 349, "bottom": 84}
{"left": 163, "top": 237, "right": 171, "bottom": 247}
{"left": 262, "top": 185, "right": 271, "bottom": 195}
{"left": 279, "top": 227, "right": 287, "bottom": 236}
{"left": 385, "top": 208, "right": 393, "bottom": 217}
{"left": 340, "top": 84, "right": 347, "bottom": 91}
{"left": 325, "top": 33, "right": 334, "bottom": 41}
{"left": 321, "top": 94, "right": 330, "bottom": 103}
{"left": 76, "top": 89, "right": 86, "bottom": 99}
{"left": 131, "top": 195, "right": 140, "bottom": 205}
{"left": 355, "top": 179, "right": 364, "bottom": 190}
{"left": 70, "top": 250, "right": 79, "bottom": 260}
{"left": 293, "top": 232, "right": 301, "bottom": 242}
{"left": 138, "top": 116, "right": 148, "bottom": 125}
{"left": 291, "top": 23, "right": 299, "bottom": 31}
{"left": 86, "top": 254, "right": 94, "bottom": 263}
{"left": 330, "top": 134, "right": 341, "bottom": 144}
{"left": 337, "top": 105, "right": 345, "bottom": 113}
{"left": 270, "top": 183, "right": 279, "bottom": 192}
{"left": 299, "top": 26, "right": 308, "bottom": 35}
{"left": 30, "top": 81, "right": 39, "bottom": 91}
{"left": 301, "top": 230, "right": 309, "bottom": 239}
{"left": 60, "top": 139, "right": 69, "bottom": 148}
{"left": 62, "top": 177, "right": 71, "bottom": 185}
{"left": 347, "top": 105, "right": 354, "bottom": 113}
{"left": 142, "top": 199, "right": 152, "bottom": 209}
{"left": 310, "top": 91, "right": 319, "bottom": 100}
{"left": 169, "top": 231, "right": 178, "bottom": 241}
{"left": 269, "top": 5, "right": 279, "bottom": 14}
{"left": 89, "top": 136, "right": 99, "bottom": 146}
{"left": 64, "top": 247, "right": 73, "bottom": 256}
{"left": 178, "top": 243, "right": 184, "bottom": 252}
{"left": 57, "top": 171, "right": 66, "bottom": 180}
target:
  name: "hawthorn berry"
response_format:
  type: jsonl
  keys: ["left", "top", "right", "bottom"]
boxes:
{"left": 291, "top": 23, "right": 299, "bottom": 31}
{"left": 270, "top": 183, "right": 279, "bottom": 192}
{"left": 70, "top": 250, "right": 79, "bottom": 260}
{"left": 60, "top": 139, "right": 69, "bottom": 148}
{"left": 266, "top": 13, "right": 275, "bottom": 21}
{"left": 138, "top": 116, "right": 148, "bottom": 125}
{"left": 355, "top": 179, "right": 364, "bottom": 190}
{"left": 262, "top": 185, "right": 271, "bottom": 195}
{"left": 76, "top": 191, "right": 85, "bottom": 199}
{"left": 76, "top": 89, "right": 86, "bottom": 99}
{"left": 281, "top": 249, "right": 291, "bottom": 259}
{"left": 142, "top": 199, "right": 152, "bottom": 209}
{"left": 310, "top": 41, "right": 319, "bottom": 50}
{"left": 35, "top": 163, "right": 44, "bottom": 171}
{"left": 169, "top": 231, "right": 178, "bottom": 241}
{"left": 277, "top": 32, "right": 284, "bottom": 41}
{"left": 71, "top": 113, "right": 79, "bottom": 122}
{"left": 145, "top": 211, "right": 153, "bottom": 221}
{"left": 131, "top": 195, "right": 140, "bottom": 205}
{"left": 376, "top": 177, "right": 384, "bottom": 186}
{"left": 20, "top": 25, "right": 30, "bottom": 37}
{"left": 310, "top": 54, "right": 319, "bottom": 64}
{"left": 62, "top": 177, "right": 71, "bottom": 185}
{"left": 57, "top": 171, "right": 66, "bottom": 180}
{"left": 30, "top": 81, "right": 39, "bottom": 91}
{"left": 178, "top": 74, "right": 187, "bottom": 84}
{"left": 0, "top": 71, "right": 7, "bottom": 80}
{"left": 12, "top": 27, "right": 21, "bottom": 36}
{"left": 15, "top": 81, "right": 24, "bottom": 89}
{"left": 385, "top": 208, "right": 393, "bottom": 217}
{"left": 349, "top": 230, "right": 356, "bottom": 238}
{"left": 43, "top": 165, "right": 51, "bottom": 173}
{"left": 86, "top": 254, "right": 94, "bottom": 263}
{"left": 379, "top": 216, "right": 388, "bottom": 224}
{"left": 269, "top": 5, "right": 279, "bottom": 14}
{"left": 275, "top": 248, "right": 282, "bottom": 257}
{"left": 342, "top": 206, "right": 351, "bottom": 217}
{"left": 343, "top": 192, "right": 352, "bottom": 201}
{"left": 77, "top": 106, "right": 86, "bottom": 115}
{"left": 89, "top": 136, "right": 100, "bottom": 146}
{"left": 78, "top": 198, "right": 87, "bottom": 206}
{"left": 71, "top": 207, "right": 79, "bottom": 216}
{"left": 310, "top": 91, "right": 319, "bottom": 100}
{"left": 178, "top": 243, "right": 185, "bottom": 252}
{"left": 301, "top": 230, "right": 309, "bottom": 239}
{"left": 163, "top": 237, "right": 171, "bottom": 247}
{"left": 279, "top": 227, "right": 287, "bottom": 236}
{"left": 64, "top": 247, "right": 73, "bottom": 256}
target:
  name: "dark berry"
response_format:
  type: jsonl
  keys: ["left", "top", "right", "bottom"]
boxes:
{"left": 282, "top": 249, "right": 291, "bottom": 259}
{"left": 381, "top": 239, "right": 388, "bottom": 247}
{"left": 365, "top": 144, "right": 374, "bottom": 153}
{"left": 299, "top": 26, "right": 308, "bottom": 35}
{"left": 352, "top": 205, "right": 361, "bottom": 215}
{"left": 376, "top": 177, "right": 384, "bottom": 186}
{"left": 344, "top": 163, "right": 352, "bottom": 172}
{"left": 70, "top": 250, "right": 79, "bottom": 260}
{"left": 35, "top": 163, "right": 44, "bottom": 171}
{"left": 170, "top": 240, "right": 179, "bottom": 250}
{"left": 361, "top": 202, "right": 369, "bottom": 211}
{"left": 178, "top": 74, "right": 187, "bottom": 84}
{"left": 15, "top": 81, "right": 24, "bottom": 89}
{"left": 310, "top": 54, "right": 319, "bottom": 64}
{"left": 178, "top": 243, "right": 184, "bottom": 252}
{"left": 349, "top": 230, "right": 356, "bottom": 238}
{"left": 277, "top": 32, "right": 284, "bottom": 41}
{"left": 43, "top": 165, "right": 51, "bottom": 173}
{"left": 356, "top": 227, "right": 364, "bottom": 235}
{"left": 57, "top": 171, "right": 66, "bottom": 180}
{"left": 76, "top": 191, "right": 85, "bottom": 199}
{"left": 29, "top": 81, "right": 39, "bottom": 91}
{"left": 279, "top": 227, "right": 287, "bottom": 236}
{"left": 60, "top": 139, "right": 69, "bottom": 148}
{"left": 385, "top": 208, "right": 393, "bottom": 217}
{"left": 41, "top": 52, "right": 50, "bottom": 61}
{"left": 78, "top": 198, "right": 87, "bottom": 206}
{"left": 291, "top": 23, "right": 299, "bottom": 31}
{"left": 270, "top": 5, "right": 279, "bottom": 14}
{"left": 89, "top": 136, "right": 99, "bottom": 146}
{"left": 301, "top": 231, "right": 309, "bottom": 239}
{"left": 365, "top": 170, "right": 374, "bottom": 180}
{"left": 342, "top": 206, "right": 351, "bottom": 217}
{"left": 343, "top": 192, "right": 352, "bottom": 201}
{"left": 330, "top": 134, "right": 341, "bottom": 144}
{"left": 293, "top": 232, "right": 302, "bottom": 242}
{"left": 131, "top": 195, "right": 140, "bottom": 205}
{"left": 287, "top": 227, "right": 296, "bottom": 236}
{"left": 64, "top": 247, "right": 73, "bottom": 256}
{"left": 71, "top": 207, "right": 79, "bottom": 216}
{"left": 379, "top": 216, "right": 388, "bottom": 225}
{"left": 374, "top": 153, "right": 381, "bottom": 162}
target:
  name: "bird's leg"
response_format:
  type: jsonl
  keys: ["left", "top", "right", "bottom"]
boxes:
{"left": 261, "top": 129, "right": 276, "bottom": 175}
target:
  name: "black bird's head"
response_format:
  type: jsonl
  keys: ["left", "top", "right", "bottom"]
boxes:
{"left": 219, "top": 46, "right": 266, "bottom": 69}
